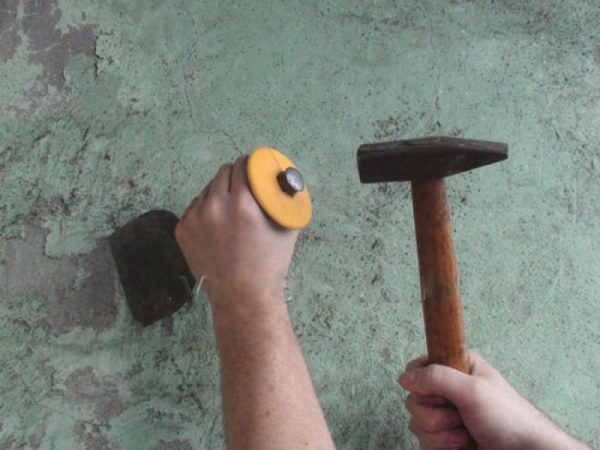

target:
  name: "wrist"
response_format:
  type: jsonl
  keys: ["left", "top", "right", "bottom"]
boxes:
{"left": 209, "top": 284, "right": 289, "bottom": 334}
{"left": 207, "top": 277, "right": 285, "bottom": 305}
{"left": 520, "top": 413, "right": 590, "bottom": 450}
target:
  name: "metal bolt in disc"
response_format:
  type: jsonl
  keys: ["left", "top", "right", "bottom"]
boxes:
{"left": 277, "top": 167, "right": 305, "bottom": 196}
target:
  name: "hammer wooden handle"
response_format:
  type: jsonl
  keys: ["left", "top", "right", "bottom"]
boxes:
{"left": 412, "top": 178, "right": 469, "bottom": 371}
{"left": 412, "top": 179, "right": 476, "bottom": 449}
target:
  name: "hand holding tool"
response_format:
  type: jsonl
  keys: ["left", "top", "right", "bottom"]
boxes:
{"left": 110, "top": 147, "right": 312, "bottom": 325}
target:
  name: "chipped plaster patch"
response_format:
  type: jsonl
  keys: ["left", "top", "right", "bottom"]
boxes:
{"left": 0, "top": 0, "right": 22, "bottom": 62}
{"left": 22, "top": 0, "right": 97, "bottom": 93}
{"left": 0, "top": 226, "right": 117, "bottom": 334}
{"left": 73, "top": 421, "right": 119, "bottom": 450}
{"left": 43, "top": 217, "right": 109, "bottom": 258}
{"left": 62, "top": 367, "right": 124, "bottom": 420}
{"left": 27, "top": 412, "right": 50, "bottom": 449}
{"left": 0, "top": 0, "right": 97, "bottom": 113}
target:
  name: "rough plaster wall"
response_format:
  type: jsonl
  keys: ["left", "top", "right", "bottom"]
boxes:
{"left": 1, "top": 0, "right": 599, "bottom": 448}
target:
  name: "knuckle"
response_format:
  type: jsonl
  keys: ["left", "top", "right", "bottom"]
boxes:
{"left": 204, "top": 199, "right": 217, "bottom": 216}
{"left": 421, "top": 410, "right": 446, "bottom": 432}
{"left": 235, "top": 196, "right": 260, "bottom": 222}
{"left": 218, "top": 163, "right": 232, "bottom": 176}
{"left": 204, "top": 201, "right": 222, "bottom": 224}
{"left": 424, "top": 365, "right": 445, "bottom": 389}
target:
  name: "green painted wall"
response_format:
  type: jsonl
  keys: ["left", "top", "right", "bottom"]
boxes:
{"left": 1, "top": 1, "right": 598, "bottom": 448}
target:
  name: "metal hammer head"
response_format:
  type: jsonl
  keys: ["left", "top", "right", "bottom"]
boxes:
{"left": 357, "top": 136, "right": 508, "bottom": 183}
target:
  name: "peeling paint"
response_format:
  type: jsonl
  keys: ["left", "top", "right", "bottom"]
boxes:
{"left": 62, "top": 367, "right": 124, "bottom": 420}
{"left": 1, "top": 226, "right": 117, "bottom": 334}
{"left": 0, "top": 0, "right": 97, "bottom": 101}
{"left": 27, "top": 412, "right": 50, "bottom": 449}
{"left": 73, "top": 422, "right": 119, "bottom": 450}
{"left": 0, "top": 0, "right": 21, "bottom": 62}
{"left": 22, "top": 0, "right": 97, "bottom": 94}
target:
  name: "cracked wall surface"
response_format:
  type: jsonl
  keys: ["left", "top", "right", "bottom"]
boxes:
{"left": 1, "top": 0, "right": 599, "bottom": 448}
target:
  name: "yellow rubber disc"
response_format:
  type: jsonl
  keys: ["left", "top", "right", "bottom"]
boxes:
{"left": 247, "top": 147, "right": 312, "bottom": 229}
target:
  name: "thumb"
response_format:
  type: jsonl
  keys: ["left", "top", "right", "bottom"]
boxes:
{"left": 399, "top": 364, "right": 474, "bottom": 408}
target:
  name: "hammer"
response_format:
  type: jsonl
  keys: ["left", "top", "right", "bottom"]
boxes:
{"left": 357, "top": 136, "right": 508, "bottom": 375}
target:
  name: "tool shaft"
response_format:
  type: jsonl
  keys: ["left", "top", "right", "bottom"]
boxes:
{"left": 411, "top": 179, "right": 469, "bottom": 373}
{"left": 412, "top": 179, "right": 476, "bottom": 449}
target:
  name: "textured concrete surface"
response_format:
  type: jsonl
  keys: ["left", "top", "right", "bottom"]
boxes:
{"left": 1, "top": 0, "right": 599, "bottom": 448}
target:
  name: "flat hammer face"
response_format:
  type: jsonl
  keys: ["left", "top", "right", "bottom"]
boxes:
{"left": 357, "top": 136, "right": 507, "bottom": 183}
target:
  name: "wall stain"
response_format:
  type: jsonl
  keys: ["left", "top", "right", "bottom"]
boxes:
{"left": 0, "top": 0, "right": 22, "bottom": 62}
{"left": 73, "top": 421, "right": 119, "bottom": 450}
{"left": 0, "top": 226, "right": 117, "bottom": 334}
{"left": 62, "top": 367, "right": 124, "bottom": 421}
{"left": 1, "top": 0, "right": 97, "bottom": 96}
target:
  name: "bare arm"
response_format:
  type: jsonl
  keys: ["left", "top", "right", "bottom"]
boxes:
{"left": 212, "top": 291, "right": 334, "bottom": 450}
{"left": 176, "top": 156, "right": 335, "bottom": 450}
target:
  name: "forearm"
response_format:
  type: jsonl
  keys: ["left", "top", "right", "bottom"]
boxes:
{"left": 211, "top": 292, "right": 335, "bottom": 450}
{"left": 523, "top": 414, "right": 591, "bottom": 450}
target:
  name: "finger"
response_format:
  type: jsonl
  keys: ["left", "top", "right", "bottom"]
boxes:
{"left": 405, "top": 355, "right": 429, "bottom": 372}
{"left": 399, "top": 364, "right": 475, "bottom": 408}
{"left": 211, "top": 163, "right": 233, "bottom": 197}
{"left": 197, "top": 180, "right": 212, "bottom": 207}
{"left": 181, "top": 181, "right": 211, "bottom": 220}
{"left": 230, "top": 155, "right": 249, "bottom": 194}
{"left": 405, "top": 394, "right": 463, "bottom": 432}
{"left": 181, "top": 197, "right": 195, "bottom": 221}
{"left": 408, "top": 419, "right": 470, "bottom": 449}
{"left": 407, "top": 393, "right": 449, "bottom": 407}
{"left": 468, "top": 351, "right": 500, "bottom": 379}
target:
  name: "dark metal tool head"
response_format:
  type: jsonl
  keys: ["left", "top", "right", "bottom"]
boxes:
{"left": 357, "top": 136, "right": 508, "bottom": 183}
{"left": 109, "top": 209, "right": 195, "bottom": 326}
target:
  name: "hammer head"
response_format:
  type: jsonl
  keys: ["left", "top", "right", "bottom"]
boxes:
{"left": 357, "top": 136, "right": 508, "bottom": 183}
